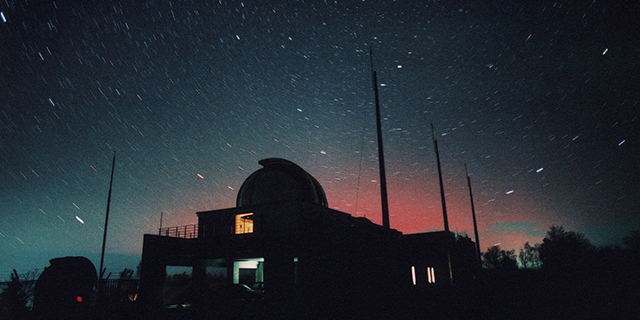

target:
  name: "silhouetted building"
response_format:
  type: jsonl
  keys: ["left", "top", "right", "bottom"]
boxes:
{"left": 139, "top": 158, "right": 476, "bottom": 318}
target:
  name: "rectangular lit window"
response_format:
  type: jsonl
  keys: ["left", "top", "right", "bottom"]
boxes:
{"left": 235, "top": 213, "right": 254, "bottom": 234}
{"left": 411, "top": 266, "right": 417, "bottom": 285}
{"left": 427, "top": 267, "right": 436, "bottom": 284}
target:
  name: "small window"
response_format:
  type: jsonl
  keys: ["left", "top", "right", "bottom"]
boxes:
{"left": 427, "top": 267, "right": 436, "bottom": 284}
{"left": 235, "top": 213, "right": 254, "bottom": 234}
{"left": 411, "top": 266, "right": 417, "bottom": 285}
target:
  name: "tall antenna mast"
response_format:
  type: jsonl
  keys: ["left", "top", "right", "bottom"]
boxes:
{"left": 431, "top": 124, "right": 454, "bottom": 285}
{"left": 431, "top": 124, "right": 450, "bottom": 232}
{"left": 370, "top": 48, "right": 390, "bottom": 229}
{"left": 99, "top": 151, "right": 116, "bottom": 280}
{"left": 465, "top": 164, "right": 482, "bottom": 267}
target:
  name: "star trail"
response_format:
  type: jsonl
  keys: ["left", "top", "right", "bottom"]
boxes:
{"left": 1, "top": 0, "right": 638, "bottom": 275}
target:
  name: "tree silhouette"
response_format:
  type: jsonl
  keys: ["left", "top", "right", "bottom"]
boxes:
{"left": 0, "top": 270, "right": 28, "bottom": 320}
{"left": 135, "top": 261, "right": 142, "bottom": 279}
{"left": 518, "top": 242, "right": 541, "bottom": 268}
{"left": 539, "top": 226, "right": 593, "bottom": 274}
{"left": 623, "top": 231, "right": 640, "bottom": 283}
{"left": 482, "top": 245, "right": 517, "bottom": 270}
{"left": 623, "top": 230, "right": 640, "bottom": 257}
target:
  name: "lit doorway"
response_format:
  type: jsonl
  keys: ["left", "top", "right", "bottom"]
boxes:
{"left": 233, "top": 258, "right": 264, "bottom": 290}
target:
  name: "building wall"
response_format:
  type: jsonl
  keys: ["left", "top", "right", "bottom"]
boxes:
{"left": 140, "top": 202, "right": 476, "bottom": 317}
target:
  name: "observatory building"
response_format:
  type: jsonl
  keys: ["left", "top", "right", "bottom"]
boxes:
{"left": 139, "top": 158, "right": 476, "bottom": 317}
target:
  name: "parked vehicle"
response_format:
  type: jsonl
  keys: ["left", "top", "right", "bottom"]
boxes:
{"left": 32, "top": 256, "right": 97, "bottom": 319}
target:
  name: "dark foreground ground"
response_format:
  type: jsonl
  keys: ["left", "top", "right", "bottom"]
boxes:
{"left": 11, "top": 269, "right": 640, "bottom": 320}
{"left": 87, "top": 283, "right": 638, "bottom": 320}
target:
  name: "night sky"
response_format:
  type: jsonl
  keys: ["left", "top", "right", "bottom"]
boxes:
{"left": 2, "top": 0, "right": 639, "bottom": 276}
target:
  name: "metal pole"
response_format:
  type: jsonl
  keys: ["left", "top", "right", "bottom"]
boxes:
{"left": 99, "top": 151, "right": 116, "bottom": 280}
{"left": 466, "top": 164, "right": 482, "bottom": 267}
{"left": 432, "top": 124, "right": 450, "bottom": 232}
{"left": 431, "top": 124, "right": 453, "bottom": 285}
{"left": 370, "top": 48, "right": 390, "bottom": 229}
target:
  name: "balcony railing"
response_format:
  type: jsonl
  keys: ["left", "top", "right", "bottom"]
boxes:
{"left": 158, "top": 224, "right": 198, "bottom": 239}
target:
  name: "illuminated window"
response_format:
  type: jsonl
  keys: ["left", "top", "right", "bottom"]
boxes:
{"left": 427, "top": 267, "right": 436, "bottom": 284}
{"left": 411, "top": 266, "right": 417, "bottom": 285}
{"left": 235, "top": 213, "right": 254, "bottom": 234}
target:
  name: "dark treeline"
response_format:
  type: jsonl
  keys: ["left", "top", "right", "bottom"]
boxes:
{"left": 473, "top": 226, "right": 640, "bottom": 319}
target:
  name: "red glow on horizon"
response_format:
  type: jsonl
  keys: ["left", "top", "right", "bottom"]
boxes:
{"left": 156, "top": 163, "right": 570, "bottom": 255}
{"left": 325, "top": 174, "right": 556, "bottom": 252}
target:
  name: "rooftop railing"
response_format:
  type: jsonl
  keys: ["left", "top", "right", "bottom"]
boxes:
{"left": 158, "top": 224, "right": 198, "bottom": 239}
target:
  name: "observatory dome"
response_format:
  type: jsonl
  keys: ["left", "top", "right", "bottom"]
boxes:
{"left": 236, "top": 158, "right": 328, "bottom": 207}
